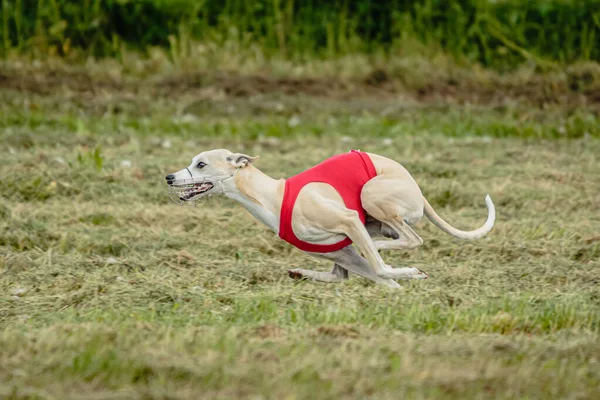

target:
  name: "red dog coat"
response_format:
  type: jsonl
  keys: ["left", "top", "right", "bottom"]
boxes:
{"left": 279, "top": 150, "right": 377, "bottom": 253}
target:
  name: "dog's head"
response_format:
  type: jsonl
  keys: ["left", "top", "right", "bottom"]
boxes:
{"left": 165, "top": 149, "right": 258, "bottom": 204}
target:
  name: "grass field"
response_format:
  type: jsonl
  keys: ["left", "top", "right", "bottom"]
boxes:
{"left": 1, "top": 63, "right": 600, "bottom": 399}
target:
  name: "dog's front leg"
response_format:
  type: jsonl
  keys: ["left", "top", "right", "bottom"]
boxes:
{"left": 304, "top": 247, "right": 402, "bottom": 289}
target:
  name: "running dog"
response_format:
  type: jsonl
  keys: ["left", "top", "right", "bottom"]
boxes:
{"left": 165, "top": 149, "right": 495, "bottom": 289}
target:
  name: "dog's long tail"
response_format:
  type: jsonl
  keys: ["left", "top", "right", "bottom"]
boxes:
{"left": 423, "top": 194, "right": 495, "bottom": 240}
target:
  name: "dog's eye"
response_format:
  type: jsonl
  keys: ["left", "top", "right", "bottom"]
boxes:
{"left": 196, "top": 162, "right": 206, "bottom": 169}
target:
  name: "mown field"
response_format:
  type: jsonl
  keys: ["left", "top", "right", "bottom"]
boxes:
{"left": 0, "top": 61, "right": 599, "bottom": 399}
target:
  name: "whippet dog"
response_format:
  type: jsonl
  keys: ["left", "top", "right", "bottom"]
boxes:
{"left": 165, "top": 149, "right": 495, "bottom": 289}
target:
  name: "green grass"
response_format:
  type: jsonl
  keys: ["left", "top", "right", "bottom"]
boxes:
{"left": 1, "top": 68, "right": 600, "bottom": 398}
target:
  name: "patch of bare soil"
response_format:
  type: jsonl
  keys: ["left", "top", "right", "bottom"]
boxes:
{"left": 2, "top": 65, "right": 599, "bottom": 111}
{"left": 0, "top": 68, "right": 124, "bottom": 95}
{"left": 315, "top": 325, "right": 361, "bottom": 338}
{"left": 150, "top": 70, "right": 600, "bottom": 108}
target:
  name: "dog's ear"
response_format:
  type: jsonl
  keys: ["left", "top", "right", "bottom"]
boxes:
{"left": 227, "top": 153, "right": 259, "bottom": 168}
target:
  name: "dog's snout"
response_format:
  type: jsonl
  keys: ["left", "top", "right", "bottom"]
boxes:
{"left": 165, "top": 174, "right": 175, "bottom": 184}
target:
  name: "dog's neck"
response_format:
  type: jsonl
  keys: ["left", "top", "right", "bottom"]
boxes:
{"left": 222, "top": 166, "right": 284, "bottom": 233}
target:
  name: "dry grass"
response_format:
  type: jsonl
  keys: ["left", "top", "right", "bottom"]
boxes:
{"left": 1, "top": 70, "right": 599, "bottom": 399}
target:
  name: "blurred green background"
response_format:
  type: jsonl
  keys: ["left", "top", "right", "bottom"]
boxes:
{"left": 3, "top": 0, "right": 600, "bottom": 68}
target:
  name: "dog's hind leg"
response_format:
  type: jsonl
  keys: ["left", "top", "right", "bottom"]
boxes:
{"left": 288, "top": 263, "right": 348, "bottom": 283}
{"left": 365, "top": 216, "right": 399, "bottom": 239}
{"left": 374, "top": 217, "right": 424, "bottom": 251}
{"left": 357, "top": 175, "right": 428, "bottom": 279}
{"left": 362, "top": 217, "right": 428, "bottom": 279}
{"left": 334, "top": 212, "right": 427, "bottom": 282}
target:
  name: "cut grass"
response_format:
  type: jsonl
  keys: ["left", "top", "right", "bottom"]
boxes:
{"left": 1, "top": 325, "right": 599, "bottom": 399}
{"left": 0, "top": 72, "right": 599, "bottom": 398}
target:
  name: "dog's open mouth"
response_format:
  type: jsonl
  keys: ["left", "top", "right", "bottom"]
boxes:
{"left": 178, "top": 182, "right": 214, "bottom": 201}
{"left": 166, "top": 176, "right": 220, "bottom": 206}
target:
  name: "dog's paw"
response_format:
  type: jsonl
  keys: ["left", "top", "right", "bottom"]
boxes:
{"left": 288, "top": 269, "right": 306, "bottom": 280}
